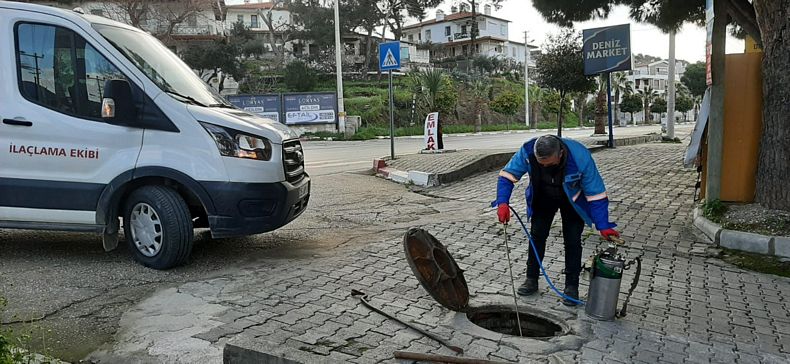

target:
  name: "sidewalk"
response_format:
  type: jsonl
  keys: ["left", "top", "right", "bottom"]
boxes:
{"left": 226, "top": 142, "right": 789, "bottom": 363}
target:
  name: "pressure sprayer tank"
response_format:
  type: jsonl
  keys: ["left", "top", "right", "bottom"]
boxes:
{"left": 585, "top": 248, "right": 625, "bottom": 321}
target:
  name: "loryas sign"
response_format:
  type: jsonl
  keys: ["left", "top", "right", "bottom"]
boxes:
{"left": 226, "top": 94, "right": 281, "bottom": 123}
{"left": 583, "top": 24, "right": 632, "bottom": 75}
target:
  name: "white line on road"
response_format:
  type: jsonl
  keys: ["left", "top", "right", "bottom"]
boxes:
{"left": 306, "top": 160, "right": 371, "bottom": 169}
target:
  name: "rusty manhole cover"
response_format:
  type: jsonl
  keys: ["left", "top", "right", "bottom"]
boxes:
{"left": 403, "top": 228, "right": 469, "bottom": 311}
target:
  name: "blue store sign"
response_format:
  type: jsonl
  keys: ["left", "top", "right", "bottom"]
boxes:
{"left": 582, "top": 24, "right": 632, "bottom": 75}
{"left": 283, "top": 93, "right": 337, "bottom": 125}
{"left": 226, "top": 94, "right": 282, "bottom": 123}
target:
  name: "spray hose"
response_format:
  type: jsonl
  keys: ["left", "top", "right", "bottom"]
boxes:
{"left": 508, "top": 206, "right": 586, "bottom": 306}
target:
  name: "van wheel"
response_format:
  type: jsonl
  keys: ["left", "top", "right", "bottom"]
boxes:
{"left": 123, "top": 185, "right": 193, "bottom": 270}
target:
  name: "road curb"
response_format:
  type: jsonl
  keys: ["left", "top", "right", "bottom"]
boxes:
{"left": 373, "top": 134, "right": 662, "bottom": 187}
{"left": 692, "top": 207, "right": 790, "bottom": 258}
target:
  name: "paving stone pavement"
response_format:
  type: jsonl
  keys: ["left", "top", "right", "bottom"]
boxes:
{"left": 99, "top": 141, "right": 790, "bottom": 363}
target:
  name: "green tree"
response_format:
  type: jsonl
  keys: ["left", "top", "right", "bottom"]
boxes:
{"left": 343, "top": 0, "right": 384, "bottom": 73}
{"left": 182, "top": 22, "right": 255, "bottom": 93}
{"left": 535, "top": 29, "right": 595, "bottom": 136}
{"left": 530, "top": 0, "right": 789, "bottom": 210}
{"left": 490, "top": 91, "right": 523, "bottom": 127}
{"left": 378, "top": 0, "right": 443, "bottom": 40}
{"left": 620, "top": 94, "right": 642, "bottom": 125}
{"left": 527, "top": 85, "right": 544, "bottom": 128}
{"left": 638, "top": 86, "right": 658, "bottom": 123}
{"left": 284, "top": 60, "right": 318, "bottom": 92}
{"left": 611, "top": 72, "right": 633, "bottom": 126}
{"left": 681, "top": 61, "right": 707, "bottom": 98}
{"left": 651, "top": 97, "right": 668, "bottom": 119}
{"left": 676, "top": 93, "right": 694, "bottom": 121}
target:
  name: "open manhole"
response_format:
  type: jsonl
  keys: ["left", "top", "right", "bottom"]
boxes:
{"left": 466, "top": 306, "right": 565, "bottom": 338}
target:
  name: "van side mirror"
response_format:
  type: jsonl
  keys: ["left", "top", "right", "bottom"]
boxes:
{"left": 102, "top": 79, "right": 137, "bottom": 126}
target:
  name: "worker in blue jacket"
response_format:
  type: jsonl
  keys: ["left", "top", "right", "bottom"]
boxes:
{"left": 493, "top": 135, "right": 619, "bottom": 306}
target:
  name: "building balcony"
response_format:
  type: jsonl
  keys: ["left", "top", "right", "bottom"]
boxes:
{"left": 172, "top": 24, "right": 215, "bottom": 35}
{"left": 453, "top": 32, "right": 471, "bottom": 41}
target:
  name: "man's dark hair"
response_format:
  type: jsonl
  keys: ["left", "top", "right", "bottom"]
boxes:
{"left": 534, "top": 135, "right": 562, "bottom": 159}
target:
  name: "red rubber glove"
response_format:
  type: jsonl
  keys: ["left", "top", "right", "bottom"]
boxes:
{"left": 497, "top": 203, "right": 510, "bottom": 224}
{"left": 600, "top": 228, "right": 620, "bottom": 241}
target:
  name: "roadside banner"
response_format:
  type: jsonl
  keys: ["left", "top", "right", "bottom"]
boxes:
{"left": 424, "top": 112, "right": 438, "bottom": 150}
{"left": 282, "top": 93, "right": 337, "bottom": 125}
{"left": 226, "top": 94, "right": 281, "bottom": 123}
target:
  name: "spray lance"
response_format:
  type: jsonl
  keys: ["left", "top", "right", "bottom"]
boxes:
{"left": 508, "top": 206, "right": 642, "bottom": 321}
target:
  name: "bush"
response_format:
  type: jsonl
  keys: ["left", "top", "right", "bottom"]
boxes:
{"left": 284, "top": 60, "right": 318, "bottom": 92}
{"left": 345, "top": 97, "right": 387, "bottom": 125}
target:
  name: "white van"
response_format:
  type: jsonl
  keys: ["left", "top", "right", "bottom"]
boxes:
{"left": 0, "top": 2, "right": 310, "bottom": 269}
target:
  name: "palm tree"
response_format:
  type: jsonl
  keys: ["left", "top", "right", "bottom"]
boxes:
{"left": 638, "top": 86, "right": 658, "bottom": 124}
{"left": 594, "top": 75, "right": 607, "bottom": 134}
{"left": 611, "top": 72, "right": 633, "bottom": 127}
{"left": 527, "top": 85, "right": 543, "bottom": 129}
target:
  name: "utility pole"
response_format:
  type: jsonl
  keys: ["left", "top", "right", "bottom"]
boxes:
{"left": 707, "top": 0, "right": 726, "bottom": 201}
{"left": 333, "top": 0, "right": 346, "bottom": 133}
{"left": 524, "top": 30, "right": 530, "bottom": 128}
{"left": 666, "top": 30, "right": 676, "bottom": 139}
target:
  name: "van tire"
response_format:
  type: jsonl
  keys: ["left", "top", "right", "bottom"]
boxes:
{"left": 123, "top": 185, "right": 193, "bottom": 270}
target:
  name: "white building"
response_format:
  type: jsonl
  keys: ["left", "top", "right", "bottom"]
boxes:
{"left": 628, "top": 59, "right": 689, "bottom": 95}
{"left": 401, "top": 7, "right": 538, "bottom": 66}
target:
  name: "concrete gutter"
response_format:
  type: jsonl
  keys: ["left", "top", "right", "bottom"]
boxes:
{"left": 693, "top": 207, "right": 790, "bottom": 258}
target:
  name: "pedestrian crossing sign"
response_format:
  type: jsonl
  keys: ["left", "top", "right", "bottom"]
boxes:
{"left": 379, "top": 42, "right": 401, "bottom": 71}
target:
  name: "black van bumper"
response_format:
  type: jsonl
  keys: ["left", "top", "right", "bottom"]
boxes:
{"left": 202, "top": 177, "right": 310, "bottom": 238}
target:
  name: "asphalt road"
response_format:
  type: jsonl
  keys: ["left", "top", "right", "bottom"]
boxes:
{"left": 303, "top": 123, "right": 694, "bottom": 176}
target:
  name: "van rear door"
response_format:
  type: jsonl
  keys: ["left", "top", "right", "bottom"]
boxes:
{"left": 0, "top": 10, "right": 143, "bottom": 227}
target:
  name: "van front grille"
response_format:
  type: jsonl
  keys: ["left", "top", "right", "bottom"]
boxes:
{"left": 282, "top": 140, "right": 305, "bottom": 184}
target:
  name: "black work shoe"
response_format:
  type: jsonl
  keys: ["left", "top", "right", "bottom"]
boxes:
{"left": 517, "top": 278, "right": 539, "bottom": 296}
{"left": 562, "top": 285, "right": 580, "bottom": 306}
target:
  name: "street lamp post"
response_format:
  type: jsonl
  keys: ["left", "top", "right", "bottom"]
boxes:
{"left": 334, "top": 0, "right": 346, "bottom": 133}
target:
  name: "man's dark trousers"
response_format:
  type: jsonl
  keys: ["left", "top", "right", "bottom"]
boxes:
{"left": 526, "top": 196, "right": 585, "bottom": 286}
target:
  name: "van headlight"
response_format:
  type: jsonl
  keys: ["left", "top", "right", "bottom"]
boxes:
{"left": 200, "top": 122, "right": 272, "bottom": 161}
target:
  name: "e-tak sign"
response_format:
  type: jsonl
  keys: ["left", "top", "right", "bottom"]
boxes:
{"left": 582, "top": 24, "right": 632, "bottom": 75}
{"left": 379, "top": 41, "right": 401, "bottom": 71}
{"left": 282, "top": 93, "right": 337, "bottom": 125}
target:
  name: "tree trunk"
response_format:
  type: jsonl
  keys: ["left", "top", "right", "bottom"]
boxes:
{"left": 614, "top": 89, "right": 621, "bottom": 126}
{"left": 754, "top": 0, "right": 790, "bottom": 210}
{"left": 364, "top": 28, "right": 374, "bottom": 76}
{"left": 475, "top": 111, "right": 482, "bottom": 133}
{"left": 530, "top": 103, "right": 539, "bottom": 129}
{"left": 594, "top": 89, "right": 607, "bottom": 134}
{"left": 557, "top": 92, "right": 564, "bottom": 137}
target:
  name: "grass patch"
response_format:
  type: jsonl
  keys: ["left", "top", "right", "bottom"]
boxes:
{"left": 661, "top": 136, "right": 682, "bottom": 143}
{"left": 717, "top": 248, "right": 790, "bottom": 278}
{"left": 701, "top": 199, "right": 727, "bottom": 223}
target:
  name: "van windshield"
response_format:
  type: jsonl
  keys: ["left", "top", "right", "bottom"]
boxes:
{"left": 93, "top": 24, "right": 229, "bottom": 107}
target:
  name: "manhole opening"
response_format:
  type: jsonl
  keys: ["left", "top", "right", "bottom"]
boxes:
{"left": 466, "top": 308, "right": 564, "bottom": 338}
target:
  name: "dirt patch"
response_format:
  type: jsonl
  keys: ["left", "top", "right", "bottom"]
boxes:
{"left": 717, "top": 248, "right": 790, "bottom": 278}
{"left": 719, "top": 203, "right": 790, "bottom": 237}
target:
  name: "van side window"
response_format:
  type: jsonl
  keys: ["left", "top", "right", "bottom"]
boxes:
{"left": 16, "top": 23, "right": 126, "bottom": 120}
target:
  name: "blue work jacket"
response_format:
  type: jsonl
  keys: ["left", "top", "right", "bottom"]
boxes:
{"left": 496, "top": 137, "right": 615, "bottom": 230}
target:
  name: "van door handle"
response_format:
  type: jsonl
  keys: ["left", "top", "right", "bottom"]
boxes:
{"left": 3, "top": 119, "right": 33, "bottom": 127}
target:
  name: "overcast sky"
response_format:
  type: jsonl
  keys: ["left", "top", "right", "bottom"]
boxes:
{"left": 228, "top": 0, "right": 745, "bottom": 62}
{"left": 439, "top": 1, "right": 745, "bottom": 63}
